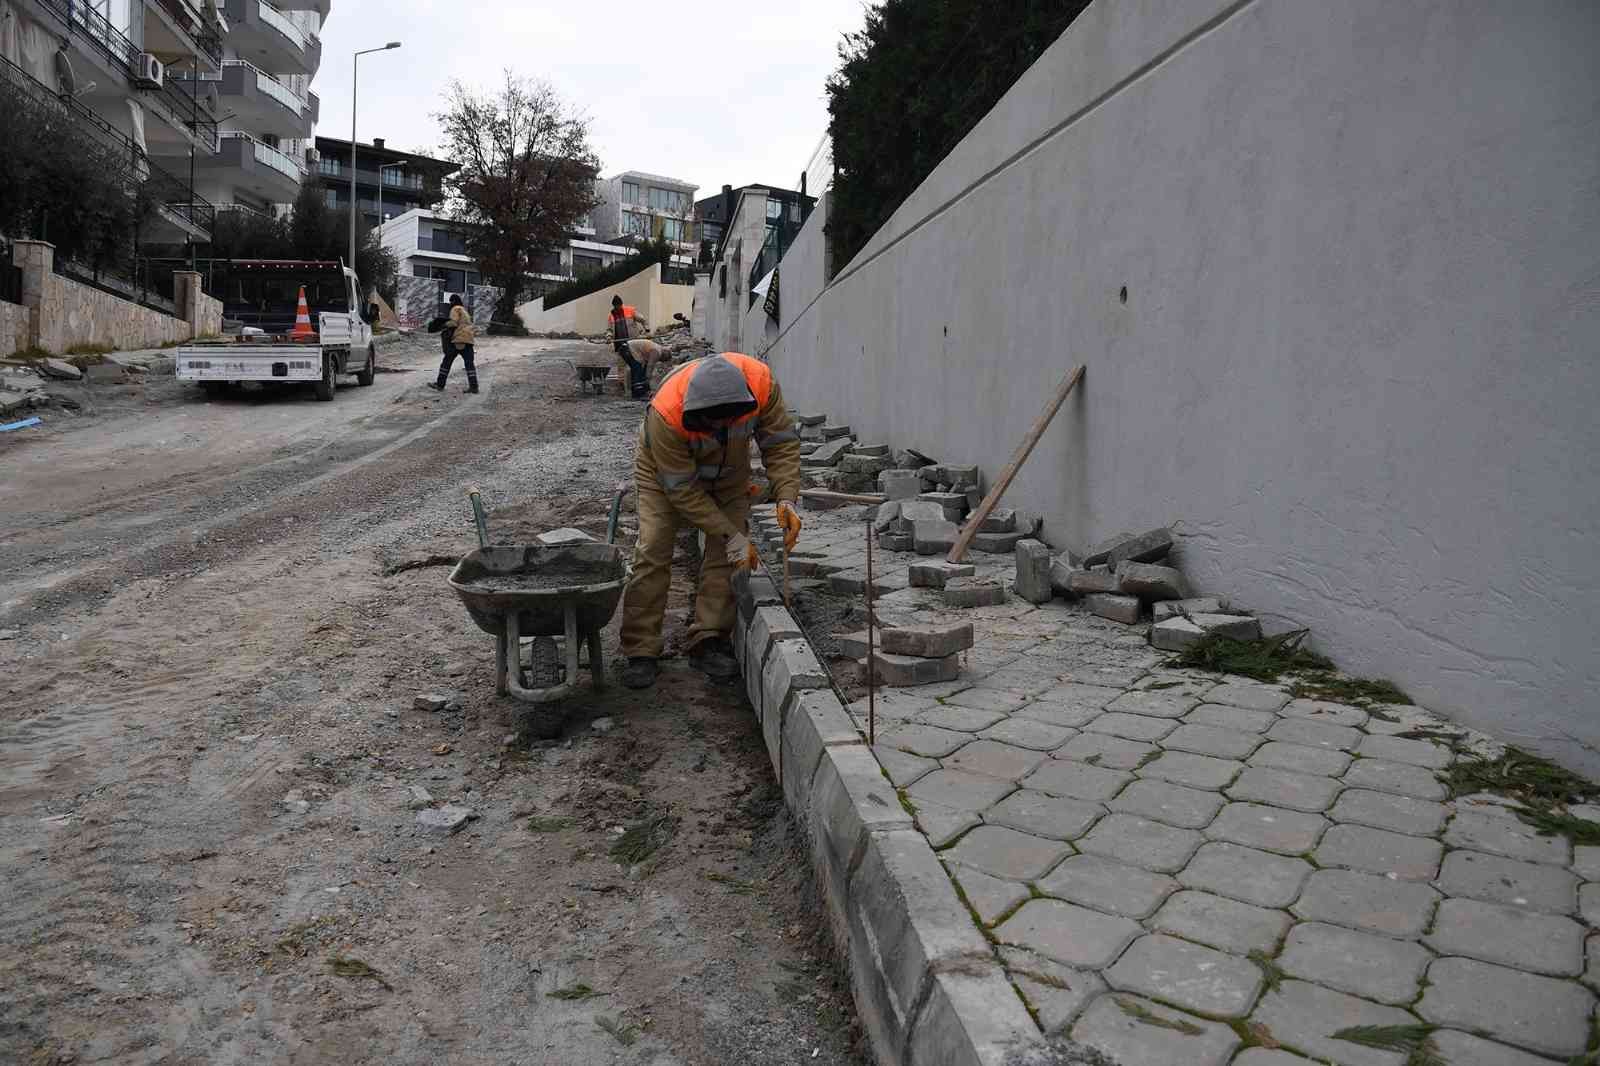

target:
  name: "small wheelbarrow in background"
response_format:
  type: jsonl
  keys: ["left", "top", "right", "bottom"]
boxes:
{"left": 446, "top": 486, "right": 630, "bottom": 736}
{"left": 565, "top": 350, "right": 618, "bottom": 395}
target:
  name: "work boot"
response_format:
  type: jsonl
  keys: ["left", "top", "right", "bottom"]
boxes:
{"left": 621, "top": 656, "right": 658, "bottom": 689}
{"left": 426, "top": 381, "right": 444, "bottom": 392}
{"left": 689, "top": 638, "right": 738, "bottom": 680}
{"left": 465, "top": 384, "right": 480, "bottom": 394}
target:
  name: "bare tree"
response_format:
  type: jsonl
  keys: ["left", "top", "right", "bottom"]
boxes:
{"left": 435, "top": 73, "right": 600, "bottom": 326}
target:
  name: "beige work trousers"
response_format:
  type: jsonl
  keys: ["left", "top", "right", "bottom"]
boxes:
{"left": 619, "top": 470, "right": 750, "bottom": 660}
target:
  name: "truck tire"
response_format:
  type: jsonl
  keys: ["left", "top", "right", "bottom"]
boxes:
{"left": 356, "top": 344, "right": 375, "bottom": 386}
{"left": 313, "top": 354, "right": 335, "bottom": 401}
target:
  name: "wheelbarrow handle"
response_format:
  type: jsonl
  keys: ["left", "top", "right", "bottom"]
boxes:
{"left": 606, "top": 482, "right": 630, "bottom": 545}
{"left": 466, "top": 485, "right": 490, "bottom": 549}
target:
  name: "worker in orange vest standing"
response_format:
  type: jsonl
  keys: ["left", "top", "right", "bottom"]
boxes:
{"left": 609, "top": 295, "right": 649, "bottom": 399}
{"left": 618, "top": 352, "right": 803, "bottom": 689}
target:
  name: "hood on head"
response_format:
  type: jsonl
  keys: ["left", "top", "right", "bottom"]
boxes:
{"left": 682, "top": 355, "right": 757, "bottom": 428}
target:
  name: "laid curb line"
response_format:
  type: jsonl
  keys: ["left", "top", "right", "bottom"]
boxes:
{"left": 734, "top": 522, "right": 1046, "bottom": 1066}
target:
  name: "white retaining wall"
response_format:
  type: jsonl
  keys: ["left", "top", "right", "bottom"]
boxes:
{"left": 761, "top": 0, "right": 1600, "bottom": 771}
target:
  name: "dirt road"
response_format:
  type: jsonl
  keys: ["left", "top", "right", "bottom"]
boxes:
{"left": 0, "top": 337, "right": 864, "bottom": 1065}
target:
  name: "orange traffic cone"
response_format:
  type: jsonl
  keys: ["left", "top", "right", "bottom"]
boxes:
{"left": 289, "top": 286, "right": 315, "bottom": 339}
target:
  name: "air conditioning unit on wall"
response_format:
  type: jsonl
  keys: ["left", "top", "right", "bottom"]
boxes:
{"left": 134, "top": 53, "right": 164, "bottom": 89}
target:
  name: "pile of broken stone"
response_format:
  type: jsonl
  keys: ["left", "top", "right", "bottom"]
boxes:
{"left": 0, "top": 359, "right": 91, "bottom": 417}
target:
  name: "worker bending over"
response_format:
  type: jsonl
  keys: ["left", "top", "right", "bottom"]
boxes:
{"left": 617, "top": 338, "right": 663, "bottom": 395}
{"left": 608, "top": 295, "right": 649, "bottom": 399}
{"left": 619, "top": 352, "right": 803, "bottom": 688}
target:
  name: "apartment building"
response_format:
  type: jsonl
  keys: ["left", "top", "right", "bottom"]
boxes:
{"left": 311, "top": 136, "right": 454, "bottom": 229}
{"left": 694, "top": 182, "right": 814, "bottom": 263}
{"left": 592, "top": 170, "right": 698, "bottom": 257}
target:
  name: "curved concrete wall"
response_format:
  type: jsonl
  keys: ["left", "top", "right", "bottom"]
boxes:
{"left": 764, "top": 0, "right": 1600, "bottom": 770}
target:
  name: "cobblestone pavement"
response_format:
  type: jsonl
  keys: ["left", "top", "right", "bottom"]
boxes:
{"left": 790, "top": 504, "right": 1597, "bottom": 1066}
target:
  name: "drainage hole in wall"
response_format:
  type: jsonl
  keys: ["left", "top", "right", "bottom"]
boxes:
{"left": 1119, "top": 285, "right": 1128, "bottom": 304}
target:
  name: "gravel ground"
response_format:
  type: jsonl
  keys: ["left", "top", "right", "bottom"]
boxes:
{"left": 0, "top": 335, "right": 866, "bottom": 1065}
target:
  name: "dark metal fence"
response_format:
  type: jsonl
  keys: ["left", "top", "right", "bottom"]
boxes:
{"left": 0, "top": 260, "right": 22, "bottom": 306}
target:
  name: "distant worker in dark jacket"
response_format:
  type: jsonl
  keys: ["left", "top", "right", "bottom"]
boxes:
{"left": 609, "top": 295, "right": 649, "bottom": 399}
{"left": 428, "top": 294, "right": 478, "bottom": 394}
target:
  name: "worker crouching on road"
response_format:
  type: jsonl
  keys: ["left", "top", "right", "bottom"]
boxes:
{"left": 427, "top": 294, "right": 479, "bottom": 394}
{"left": 609, "top": 295, "right": 649, "bottom": 399}
{"left": 619, "top": 352, "right": 803, "bottom": 689}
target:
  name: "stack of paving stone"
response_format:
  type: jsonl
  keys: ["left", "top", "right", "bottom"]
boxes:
{"left": 837, "top": 620, "right": 976, "bottom": 687}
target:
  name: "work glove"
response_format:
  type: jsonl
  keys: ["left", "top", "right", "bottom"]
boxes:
{"left": 775, "top": 500, "right": 802, "bottom": 553}
{"left": 725, "top": 532, "right": 759, "bottom": 572}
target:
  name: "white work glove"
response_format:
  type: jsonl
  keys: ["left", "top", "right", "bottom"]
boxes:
{"left": 725, "top": 532, "right": 758, "bottom": 571}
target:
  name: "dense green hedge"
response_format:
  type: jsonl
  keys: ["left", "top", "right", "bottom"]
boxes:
{"left": 540, "top": 237, "right": 673, "bottom": 311}
{"left": 825, "top": 0, "right": 1091, "bottom": 272}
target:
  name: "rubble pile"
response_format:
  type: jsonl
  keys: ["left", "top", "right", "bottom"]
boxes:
{"left": 0, "top": 364, "right": 81, "bottom": 417}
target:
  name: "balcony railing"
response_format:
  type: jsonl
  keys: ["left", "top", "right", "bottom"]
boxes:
{"left": 257, "top": 2, "right": 307, "bottom": 49}
{"left": 144, "top": 75, "right": 219, "bottom": 149}
{"left": 220, "top": 130, "right": 305, "bottom": 180}
{"left": 35, "top": 0, "right": 137, "bottom": 72}
{"left": 152, "top": 0, "right": 223, "bottom": 65}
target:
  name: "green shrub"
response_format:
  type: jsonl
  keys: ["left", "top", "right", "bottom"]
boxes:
{"left": 540, "top": 238, "right": 673, "bottom": 311}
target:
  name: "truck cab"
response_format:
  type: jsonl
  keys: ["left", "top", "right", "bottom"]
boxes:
{"left": 175, "top": 260, "right": 381, "bottom": 401}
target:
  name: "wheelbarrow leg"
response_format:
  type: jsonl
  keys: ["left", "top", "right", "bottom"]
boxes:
{"left": 563, "top": 603, "right": 581, "bottom": 692}
{"left": 586, "top": 628, "right": 604, "bottom": 691}
{"left": 505, "top": 609, "right": 524, "bottom": 692}
{"left": 495, "top": 629, "right": 509, "bottom": 697}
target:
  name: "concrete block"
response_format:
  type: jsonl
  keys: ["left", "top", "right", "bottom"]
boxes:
{"left": 908, "top": 560, "right": 974, "bottom": 588}
{"left": 820, "top": 424, "right": 852, "bottom": 439}
{"left": 1106, "top": 526, "right": 1175, "bottom": 566}
{"left": 1425, "top": 897, "right": 1584, "bottom": 976}
{"left": 1190, "top": 613, "right": 1261, "bottom": 641}
{"left": 1436, "top": 849, "right": 1577, "bottom": 913}
{"left": 1078, "top": 814, "right": 1203, "bottom": 873}
{"left": 810, "top": 742, "right": 912, "bottom": 891}
{"left": 762, "top": 639, "right": 829, "bottom": 773}
{"left": 1291, "top": 869, "right": 1441, "bottom": 936}
{"left": 733, "top": 569, "right": 781, "bottom": 619}
{"left": 1000, "top": 947, "right": 1106, "bottom": 1035}
{"left": 998, "top": 897, "right": 1142, "bottom": 969}
{"left": 793, "top": 412, "right": 827, "bottom": 426}
{"left": 1227, "top": 767, "right": 1341, "bottom": 811}
{"left": 1164, "top": 725, "right": 1263, "bottom": 761}
{"left": 1251, "top": 741, "right": 1351, "bottom": 777}
{"left": 1081, "top": 531, "right": 1136, "bottom": 568}
{"left": 942, "top": 464, "right": 981, "bottom": 490}
{"left": 1116, "top": 560, "right": 1189, "bottom": 601}
{"left": 986, "top": 790, "right": 1103, "bottom": 841}
{"left": 865, "top": 650, "right": 960, "bottom": 687}
{"left": 906, "top": 963, "right": 1039, "bottom": 1066}
{"left": 1037, "top": 854, "right": 1177, "bottom": 918}
{"left": 1013, "top": 539, "right": 1053, "bottom": 604}
{"left": 1313, "top": 823, "right": 1441, "bottom": 881}
{"left": 805, "top": 438, "right": 853, "bottom": 466}
{"left": 1151, "top": 617, "right": 1204, "bottom": 651}
{"left": 1205, "top": 802, "right": 1328, "bottom": 854}
{"left": 1072, "top": 993, "right": 1239, "bottom": 1066}
{"left": 1153, "top": 596, "right": 1230, "bottom": 621}
{"left": 1106, "top": 933, "right": 1263, "bottom": 1017}
{"left": 979, "top": 508, "right": 1016, "bottom": 533}
{"left": 1066, "top": 568, "right": 1119, "bottom": 595}
{"left": 946, "top": 824, "right": 1070, "bottom": 880}
{"left": 892, "top": 499, "right": 949, "bottom": 531}
{"left": 840, "top": 452, "right": 892, "bottom": 475}
{"left": 1111, "top": 778, "right": 1226, "bottom": 829}
{"left": 878, "top": 470, "right": 922, "bottom": 500}
{"left": 1249, "top": 981, "right": 1418, "bottom": 1066}
{"left": 781, "top": 689, "right": 859, "bottom": 816}
{"left": 1152, "top": 889, "right": 1291, "bottom": 956}
{"left": 1085, "top": 593, "right": 1141, "bottom": 624}
{"left": 1342, "top": 758, "right": 1447, "bottom": 800}
{"left": 39, "top": 358, "right": 82, "bottom": 380}
{"left": 1048, "top": 558, "right": 1078, "bottom": 598}
{"left": 880, "top": 621, "right": 974, "bottom": 658}
{"left": 970, "top": 530, "right": 1027, "bottom": 554}
{"left": 872, "top": 500, "right": 901, "bottom": 532}
{"left": 1418, "top": 957, "right": 1596, "bottom": 1058}
{"left": 912, "top": 519, "right": 959, "bottom": 555}
{"left": 853, "top": 443, "right": 890, "bottom": 457}
{"left": 873, "top": 745, "right": 939, "bottom": 787}
{"left": 800, "top": 426, "right": 826, "bottom": 443}
{"left": 943, "top": 739, "right": 1048, "bottom": 782}
{"left": 1181, "top": 842, "right": 1313, "bottom": 907}
{"left": 879, "top": 533, "right": 915, "bottom": 552}
{"left": 917, "top": 491, "right": 967, "bottom": 522}
{"left": 748, "top": 605, "right": 803, "bottom": 666}
{"left": 943, "top": 577, "right": 1006, "bottom": 608}
{"left": 1328, "top": 788, "right": 1446, "bottom": 836}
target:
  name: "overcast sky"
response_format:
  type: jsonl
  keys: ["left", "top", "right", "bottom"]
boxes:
{"left": 315, "top": 0, "right": 869, "bottom": 197}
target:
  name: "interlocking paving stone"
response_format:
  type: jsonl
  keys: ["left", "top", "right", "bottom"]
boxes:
{"left": 1445, "top": 810, "right": 1572, "bottom": 865}
{"left": 1132, "top": 671, "right": 1217, "bottom": 699}
{"left": 1140, "top": 751, "right": 1243, "bottom": 789}
{"left": 872, "top": 745, "right": 941, "bottom": 787}
{"left": 945, "top": 824, "right": 1071, "bottom": 880}
{"left": 1186, "top": 704, "right": 1278, "bottom": 732}
{"left": 1071, "top": 993, "right": 1240, "bottom": 1066}
{"left": 1277, "top": 921, "right": 1432, "bottom": 1004}
{"left": 1204, "top": 683, "right": 1289, "bottom": 712}
{"left": 944, "top": 739, "right": 1048, "bottom": 781}
{"left": 1015, "top": 700, "right": 1103, "bottom": 729}
{"left": 1078, "top": 814, "right": 1203, "bottom": 873}
{"left": 1429, "top": 1031, "right": 1559, "bottom": 1066}
{"left": 985, "top": 789, "right": 1103, "bottom": 841}
{"left": 1161, "top": 723, "right": 1262, "bottom": 759}
{"left": 996, "top": 899, "right": 1142, "bottom": 968}
{"left": 942, "top": 687, "right": 1030, "bottom": 713}
{"left": 1249, "top": 980, "right": 1417, "bottom": 1066}
{"left": 1105, "top": 690, "right": 1200, "bottom": 719}
{"left": 1356, "top": 733, "right": 1452, "bottom": 768}
{"left": 1110, "top": 778, "right": 1225, "bottom": 829}
{"left": 1179, "top": 842, "right": 1312, "bottom": 907}
{"left": 878, "top": 723, "right": 973, "bottom": 758}
{"left": 947, "top": 864, "right": 1030, "bottom": 925}
{"left": 913, "top": 802, "right": 981, "bottom": 848}
{"left": 1063, "top": 665, "right": 1150, "bottom": 689}
{"left": 848, "top": 689, "right": 940, "bottom": 724}
{"left": 1249, "top": 741, "right": 1353, "bottom": 777}
{"left": 1151, "top": 889, "right": 1291, "bottom": 955}
{"left": 1426, "top": 897, "right": 1585, "bottom": 975}
{"left": 975, "top": 666, "right": 1069, "bottom": 696}
{"left": 978, "top": 716, "right": 1075, "bottom": 751}
{"left": 1105, "top": 933, "right": 1263, "bottom": 1017}
{"left": 1033, "top": 681, "right": 1123, "bottom": 711}
{"left": 1313, "top": 823, "right": 1443, "bottom": 881}
{"left": 1437, "top": 849, "right": 1578, "bottom": 913}
{"left": 912, "top": 705, "right": 1008, "bottom": 733}
{"left": 1204, "top": 802, "right": 1329, "bottom": 854}
{"left": 1279, "top": 698, "right": 1368, "bottom": 728}
{"left": 1340, "top": 757, "right": 1446, "bottom": 800}
{"left": 1417, "top": 956, "right": 1596, "bottom": 1058}
{"left": 1266, "top": 718, "right": 1362, "bottom": 752}
{"left": 1022, "top": 758, "right": 1132, "bottom": 802}
{"left": 1583, "top": 883, "right": 1600, "bottom": 925}
{"left": 1327, "top": 788, "right": 1447, "bottom": 836}
{"left": 1054, "top": 731, "right": 1157, "bottom": 770}
{"left": 1588, "top": 932, "right": 1600, "bottom": 987}
{"left": 1085, "top": 711, "right": 1179, "bottom": 742}
{"left": 1227, "top": 767, "right": 1341, "bottom": 812}
{"left": 1291, "top": 869, "right": 1439, "bottom": 936}
{"left": 998, "top": 946, "right": 1106, "bottom": 1034}
{"left": 907, "top": 768, "right": 1015, "bottom": 812}
{"left": 1574, "top": 844, "right": 1600, "bottom": 881}
{"left": 1037, "top": 854, "right": 1179, "bottom": 918}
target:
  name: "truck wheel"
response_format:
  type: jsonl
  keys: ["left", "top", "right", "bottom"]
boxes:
{"left": 356, "top": 345, "right": 375, "bottom": 387}
{"left": 313, "top": 354, "right": 335, "bottom": 401}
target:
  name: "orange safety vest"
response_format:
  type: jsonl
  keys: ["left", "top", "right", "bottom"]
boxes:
{"left": 651, "top": 352, "right": 772, "bottom": 440}
{"left": 610, "top": 305, "right": 637, "bottom": 336}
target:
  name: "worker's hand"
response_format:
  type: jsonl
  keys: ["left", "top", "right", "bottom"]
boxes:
{"left": 775, "top": 500, "right": 802, "bottom": 553}
{"left": 725, "top": 532, "right": 759, "bottom": 572}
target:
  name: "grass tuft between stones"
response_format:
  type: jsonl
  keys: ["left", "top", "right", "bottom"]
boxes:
{"left": 1114, "top": 997, "right": 1203, "bottom": 1035}
{"left": 1168, "top": 630, "right": 1331, "bottom": 682}
{"left": 1442, "top": 746, "right": 1600, "bottom": 843}
{"left": 1330, "top": 1023, "right": 1443, "bottom": 1066}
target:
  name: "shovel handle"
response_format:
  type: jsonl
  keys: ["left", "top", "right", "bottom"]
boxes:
{"left": 466, "top": 485, "right": 490, "bottom": 549}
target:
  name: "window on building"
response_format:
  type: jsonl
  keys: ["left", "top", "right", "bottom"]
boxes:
{"left": 648, "top": 187, "right": 687, "bottom": 215}
{"left": 325, "top": 189, "right": 339, "bottom": 208}
{"left": 574, "top": 254, "right": 603, "bottom": 276}
{"left": 622, "top": 211, "right": 651, "bottom": 237}
{"left": 766, "top": 199, "right": 783, "bottom": 220}
{"left": 660, "top": 217, "right": 687, "bottom": 243}
{"left": 621, "top": 181, "right": 640, "bottom": 204}
{"left": 573, "top": 212, "right": 592, "bottom": 230}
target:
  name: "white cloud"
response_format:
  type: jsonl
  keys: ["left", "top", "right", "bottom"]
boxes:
{"left": 316, "top": 0, "right": 868, "bottom": 196}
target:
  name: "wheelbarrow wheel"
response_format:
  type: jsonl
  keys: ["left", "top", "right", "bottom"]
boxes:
{"left": 528, "top": 636, "right": 564, "bottom": 688}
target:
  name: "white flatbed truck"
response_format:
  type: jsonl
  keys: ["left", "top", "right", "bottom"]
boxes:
{"left": 175, "top": 260, "right": 381, "bottom": 401}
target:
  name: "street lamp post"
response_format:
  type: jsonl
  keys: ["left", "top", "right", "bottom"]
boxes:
{"left": 349, "top": 41, "right": 401, "bottom": 274}
{"left": 377, "top": 162, "right": 405, "bottom": 244}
